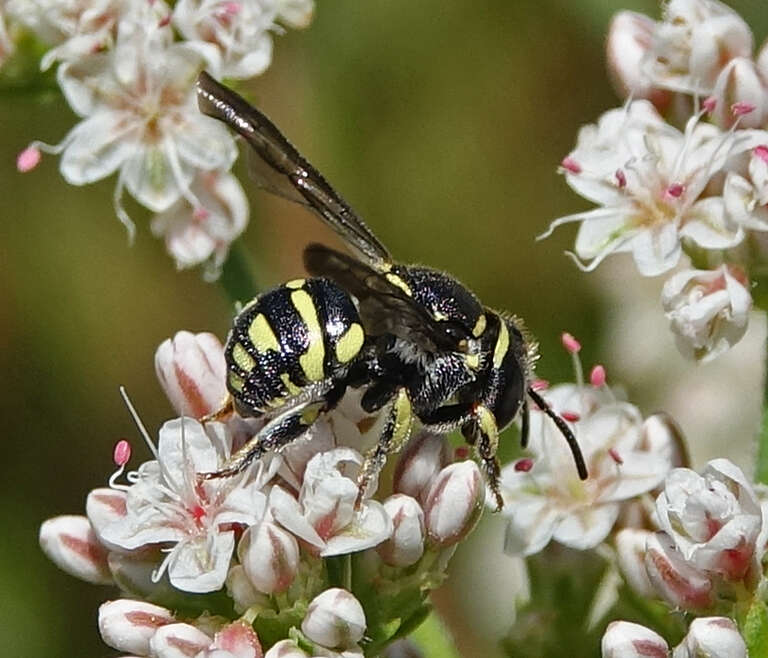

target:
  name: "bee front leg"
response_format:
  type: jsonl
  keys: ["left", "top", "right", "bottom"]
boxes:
{"left": 463, "top": 404, "right": 503, "bottom": 512}
{"left": 356, "top": 387, "right": 413, "bottom": 508}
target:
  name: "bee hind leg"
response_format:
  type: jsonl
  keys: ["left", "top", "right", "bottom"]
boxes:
{"left": 199, "top": 399, "right": 325, "bottom": 481}
{"left": 462, "top": 404, "right": 503, "bottom": 512}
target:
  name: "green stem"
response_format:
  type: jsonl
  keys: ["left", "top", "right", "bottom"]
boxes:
{"left": 219, "top": 239, "right": 260, "bottom": 306}
{"left": 757, "top": 326, "right": 768, "bottom": 485}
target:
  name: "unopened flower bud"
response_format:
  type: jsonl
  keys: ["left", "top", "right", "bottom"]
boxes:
{"left": 710, "top": 58, "right": 767, "bottom": 128}
{"left": 265, "top": 639, "right": 310, "bottom": 658}
{"left": 301, "top": 588, "right": 366, "bottom": 649}
{"left": 393, "top": 431, "right": 451, "bottom": 504}
{"left": 378, "top": 494, "right": 425, "bottom": 567}
{"left": 204, "top": 621, "right": 262, "bottom": 658}
{"left": 423, "top": 460, "right": 484, "bottom": 547}
{"left": 238, "top": 521, "right": 299, "bottom": 594}
{"left": 150, "top": 623, "right": 212, "bottom": 657}
{"left": 606, "top": 11, "right": 669, "bottom": 107}
{"left": 98, "top": 599, "right": 175, "bottom": 655}
{"left": 39, "top": 515, "right": 112, "bottom": 584}
{"left": 645, "top": 532, "right": 714, "bottom": 611}
{"left": 615, "top": 529, "right": 656, "bottom": 598}
{"left": 601, "top": 620, "right": 669, "bottom": 658}
{"left": 155, "top": 330, "right": 227, "bottom": 418}
{"left": 673, "top": 617, "right": 746, "bottom": 658}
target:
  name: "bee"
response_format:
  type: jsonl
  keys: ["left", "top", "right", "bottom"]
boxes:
{"left": 196, "top": 72, "right": 587, "bottom": 509}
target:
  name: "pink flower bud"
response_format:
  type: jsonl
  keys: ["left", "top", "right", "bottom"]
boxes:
{"left": 155, "top": 331, "right": 227, "bottom": 418}
{"left": 393, "top": 431, "right": 451, "bottom": 504}
{"left": 238, "top": 521, "right": 299, "bottom": 594}
{"left": 674, "top": 617, "right": 746, "bottom": 658}
{"left": 710, "top": 58, "right": 767, "bottom": 129}
{"left": 265, "top": 640, "right": 310, "bottom": 658}
{"left": 205, "top": 621, "right": 262, "bottom": 658}
{"left": 644, "top": 532, "right": 714, "bottom": 611}
{"left": 150, "top": 623, "right": 211, "bottom": 657}
{"left": 301, "top": 588, "right": 366, "bottom": 649}
{"left": 606, "top": 11, "right": 669, "bottom": 108}
{"left": 378, "top": 494, "right": 425, "bottom": 567}
{"left": 39, "top": 515, "right": 112, "bottom": 584}
{"left": 615, "top": 529, "right": 656, "bottom": 598}
{"left": 98, "top": 599, "right": 175, "bottom": 655}
{"left": 423, "top": 460, "right": 484, "bottom": 547}
{"left": 601, "top": 620, "right": 669, "bottom": 658}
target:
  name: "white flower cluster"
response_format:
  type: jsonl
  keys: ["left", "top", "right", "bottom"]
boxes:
{"left": 4, "top": 0, "right": 314, "bottom": 276}
{"left": 544, "top": 0, "right": 768, "bottom": 362}
{"left": 499, "top": 334, "right": 677, "bottom": 556}
{"left": 39, "top": 331, "right": 486, "bottom": 656}
{"left": 601, "top": 456, "right": 767, "bottom": 657}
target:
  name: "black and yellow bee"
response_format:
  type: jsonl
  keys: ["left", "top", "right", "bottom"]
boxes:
{"left": 196, "top": 72, "right": 587, "bottom": 509}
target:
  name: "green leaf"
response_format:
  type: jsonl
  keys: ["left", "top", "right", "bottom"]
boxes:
{"left": 219, "top": 239, "right": 260, "bottom": 306}
{"left": 408, "top": 612, "right": 461, "bottom": 658}
{"left": 742, "top": 599, "right": 768, "bottom": 658}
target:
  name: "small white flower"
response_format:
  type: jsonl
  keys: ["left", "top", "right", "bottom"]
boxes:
{"left": 642, "top": 0, "right": 753, "bottom": 95}
{"left": 545, "top": 104, "right": 752, "bottom": 276}
{"left": 32, "top": 21, "right": 234, "bottom": 237}
{"left": 265, "top": 640, "right": 310, "bottom": 658}
{"left": 301, "top": 588, "right": 366, "bottom": 650}
{"left": 673, "top": 617, "right": 746, "bottom": 658}
{"left": 655, "top": 458, "right": 763, "bottom": 582}
{"left": 661, "top": 265, "right": 752, "bottom": 362}
{"left": 151, "top": 171, "right": 249, "bottom": 277}
{"left": 501, "top": 384, "right": 672, "bottom": 556}
{"left": 100, "top": 419, "right": 269, "bottom": 593}
{"left": 601, "top": 620, "right": 669, "bottom": 658}
{"left": 392, "top": 430, "right": 451, "bottom": 505}
{"left": 270, "top": 448, "right": 392, "bottom": 557}
{"left": 5, "top": 0, "right": 135, "bottom": 69}
{"left": 172, "top": 0, "right": 274, "bottom": 80}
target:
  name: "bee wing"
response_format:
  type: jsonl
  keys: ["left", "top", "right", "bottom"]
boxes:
{"left": 196, "top": 71, "right": 391, "bottom": 267}
{"left": 304, "top": 243, "right": 458, "bottom": 352}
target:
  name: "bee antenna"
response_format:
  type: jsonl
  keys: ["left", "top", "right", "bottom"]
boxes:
{"left": 526, "top": 387, "right": 588, "bottom": 480}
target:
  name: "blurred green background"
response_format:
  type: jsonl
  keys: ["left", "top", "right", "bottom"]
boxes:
{"left": 2, "top": 1, "right": 767, "bottom": 656}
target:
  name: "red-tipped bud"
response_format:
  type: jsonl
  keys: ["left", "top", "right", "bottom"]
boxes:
{"left": 39, "top": 515, "right": 112, "bottom": 585}
{"left": 98, "top": 599, "right": 175, "bottom": 655}
{"left": 154, "top": 331, "right": 228, "bottom": 418}
{"left": 378, "top": 494, "right": 425, "bottom": 567}
{"left": 423, "top": 461, "right": 484, "bottom": 547}
{"left": 301, "top": 588, "right": 366, "bottom": 649}
{"left": 601, "top": 620, "right": 669, "bottom": 658}
{"left": 238, "top": 522, "right": 299, "bottom": 594}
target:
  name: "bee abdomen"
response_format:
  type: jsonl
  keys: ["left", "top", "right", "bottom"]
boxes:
{"left": 225, "top": 278, "right": 365, "bottom": 417}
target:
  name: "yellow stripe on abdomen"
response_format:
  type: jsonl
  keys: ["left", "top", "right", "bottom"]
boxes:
{"left": 290, "top": 289, "right": 325, "bottom": 381}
